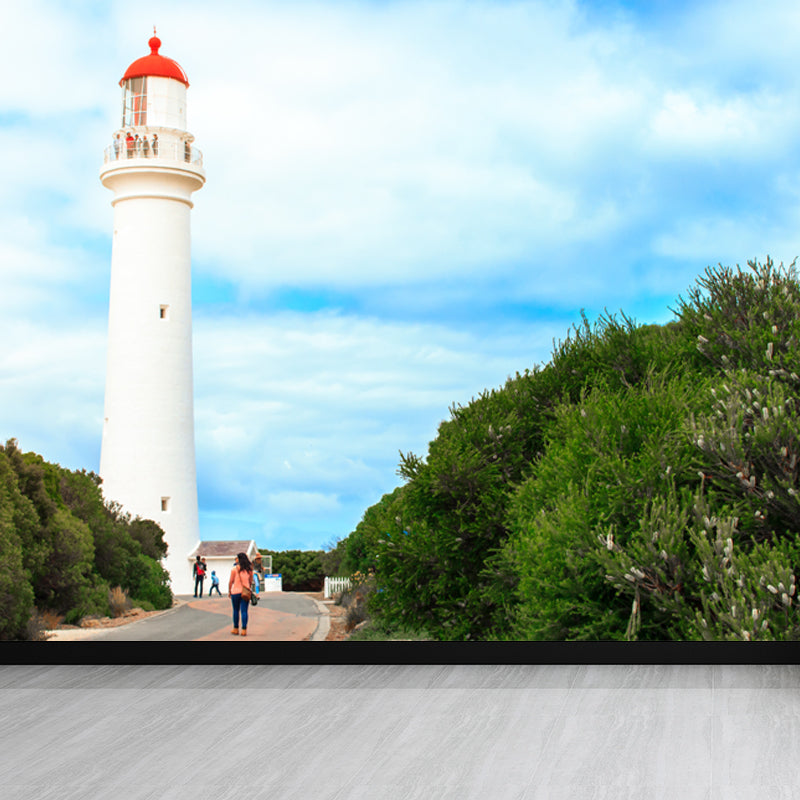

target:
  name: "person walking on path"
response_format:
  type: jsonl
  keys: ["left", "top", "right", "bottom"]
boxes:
{"left": 229, "top": 552, "right": 254, "bottom": 636}
{"left": 208, "top": 570, "right": 222, "bottom": 596}
{"left": 193, "top": 555, "right": 207, "bottom": 598}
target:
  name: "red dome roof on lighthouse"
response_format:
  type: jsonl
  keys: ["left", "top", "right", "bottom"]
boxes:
{"left": 121, "top": 33, "right": 189, "bottom": 87}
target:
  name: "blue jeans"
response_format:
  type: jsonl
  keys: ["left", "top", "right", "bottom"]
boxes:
{"left": 231, "top": 594, "right": 249, "bottom": 630}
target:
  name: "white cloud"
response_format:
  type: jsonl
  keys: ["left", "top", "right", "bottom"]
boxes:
{"left": 0, "top": 2, "right": 112, "bottom": 117}
{"left": 177, "top": 1, "right": 651, "bottom": 290}
{"left": 192, "top": 309, "right": 562, "bottom": 537}
{"left": 646, "top": 89, "right": 793, "bottom": 159}
{"left": 0, "top": 214, "right": 108, "bottom": 331}
{"left": 267, "top": 491, "right": 341, "bottom": 517}
{"left": 0, "top": 317, "right": 105, "bottom": 470}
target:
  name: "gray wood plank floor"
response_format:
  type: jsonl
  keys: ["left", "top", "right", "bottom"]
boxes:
{"left": 1, "top": 664, "right": 798, "bottom": 799}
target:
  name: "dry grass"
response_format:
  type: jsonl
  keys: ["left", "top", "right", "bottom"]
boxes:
{"left": 108, "top": 585, "right": 132, "bottom": 617}
{"left": 339, "top": 585, "right": 375, "bottom": 631}
{"left": 26, "top": 609, "right": 64, "bottom": 641}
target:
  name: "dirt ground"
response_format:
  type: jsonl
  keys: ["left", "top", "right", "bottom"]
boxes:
{"left": 44, "top": 601, "right": 185, "bottom": 640}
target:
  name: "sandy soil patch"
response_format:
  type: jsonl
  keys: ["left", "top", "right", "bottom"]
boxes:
{"left": 45, "top": 602, "right": 182, "bottom": 641}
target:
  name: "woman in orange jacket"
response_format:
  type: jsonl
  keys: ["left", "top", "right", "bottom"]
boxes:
{"left": 228, "top": 552, "right": 254, "bottom": 636}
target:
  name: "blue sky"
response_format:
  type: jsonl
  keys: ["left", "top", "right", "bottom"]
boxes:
{"left": 3, "top": 0, "right": 800, "bottom": 552}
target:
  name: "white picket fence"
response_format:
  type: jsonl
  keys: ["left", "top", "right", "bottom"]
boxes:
{"left": 323, "top": 576, "right": 352, "bottom": 599}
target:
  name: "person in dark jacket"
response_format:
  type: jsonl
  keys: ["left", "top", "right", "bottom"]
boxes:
{"left": 193, "top": 555, "right": 207, "bottom": 597}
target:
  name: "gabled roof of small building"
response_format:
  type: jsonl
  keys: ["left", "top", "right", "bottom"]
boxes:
{"left": 189, "top": 540, "right": 258, "bottom": 558}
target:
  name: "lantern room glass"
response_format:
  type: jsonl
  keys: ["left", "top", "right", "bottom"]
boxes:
{"left": 122, "top": 77, "right": 147, "bottom": 126}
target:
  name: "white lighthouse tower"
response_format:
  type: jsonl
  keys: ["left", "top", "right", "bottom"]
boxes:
{"left": 99, "top": 35, "right": 205, "bottom": 596}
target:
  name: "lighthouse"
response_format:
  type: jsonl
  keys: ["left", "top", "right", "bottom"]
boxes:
{"left": 99, "top": 35, "right": 205, "bottom": 596}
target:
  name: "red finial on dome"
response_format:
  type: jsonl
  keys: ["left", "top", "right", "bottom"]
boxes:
{"left": 149, "top": 35, "right": 161, "bottom": 55}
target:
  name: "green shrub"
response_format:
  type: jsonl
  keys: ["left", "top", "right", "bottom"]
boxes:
{"left": 125, "top": 555, "right": 172, "bottom": 609}
{"left": 514, "top": 258, "right": 800, "bottom": 641}
{"left": 63, "top": 607, "right": 87, "bottom": 626}
{"left": 369, "top": 370, "right": 556, "bottom": 640}
{"left": 0, "top": 450, "right": 36, "bottom": 639}
{"left": 347, "top": 619, "right": 432, "bottom": 641}
{"left": 676, "top": 257, "right": 800, "bottom": 375}
{"left": 687, "top": 505, "right": 800, "bottom": 640}
{"left": 0, "top": 521, "right": 34, "bottom": 640}
{"left": 127, "top": 518, "right": 168, "bottom": 561}
{"left": 505, "top": 371, "right": 709, "bottom": 637}
{"left": 364, "top": 304, "right": 711, "bottom": 641}
{"left": 362, "top": 262, "right": 793, "bottom": 640}
{"left": 0, "top": 439, "right": 172, "bottom": 622}
{"left": 259, "top": 549, "right": 324, "bottom": 591}
{"left": 319, "top": 537, "right": 347, "bottom": 577}
{"left": 35, "top": 508, "right": 97, "bottom": 613}
{"left": 341, "top": 487, "right": 405, "bottom": 575}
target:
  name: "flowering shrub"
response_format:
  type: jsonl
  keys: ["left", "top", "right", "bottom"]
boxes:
{"left": 588, "top": 259, "right": 800, "bottom": 640}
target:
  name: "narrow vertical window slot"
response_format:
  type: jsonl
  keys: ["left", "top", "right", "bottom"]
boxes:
{"left": 161, "top": 497, "right": 170, "bottom": 512}
{"left": 159, "top": 305, "right": 169, "bottom": 320}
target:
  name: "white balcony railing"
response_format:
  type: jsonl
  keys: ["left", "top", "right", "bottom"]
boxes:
{"left": 103, "top": 138, "right": 203, "bottom": 167}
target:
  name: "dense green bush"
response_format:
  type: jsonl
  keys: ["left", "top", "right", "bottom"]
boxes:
{"left": 124, "top": 553, "right": 172, "bottom": 609}
{"left": 0, "top": 451, "right": 36, "bottom": 639}
{"left": 503, "top": 372, "right": 708, "bottom": 640}
{"left": 259, "top": 548, "right": 324, "bottom": 591}
{"left": 366, "top": 312, "right": 705, "bottom": 640}
{"left": 0, "top": 440, "right": 172, "bottom": 638}
{"left": 339, "top": 487, "right": 405, "bottom": 576}
{"left": 54, "top": 466, "right": 172, "bottom": 611}
{"left": 358, "top": 258, "right": 800, "bottom": 641}
{"left": 369, "top": 366, "right": 572, "bottom": 640}
{"left": 319, "top": 537, "right": 347, "bottom": 576}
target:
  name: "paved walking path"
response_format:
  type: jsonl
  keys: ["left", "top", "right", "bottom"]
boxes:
{"left": 190, "top": 594, "right": 322, "bottom": 642}
{"left": 52, "top": 592, "right": 326, "bottom": 641}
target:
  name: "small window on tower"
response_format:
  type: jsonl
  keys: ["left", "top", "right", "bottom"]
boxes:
{"left": 161, "top": 497, "right": 170, "bottom": 512}
{"left": 122, "top": 77, "right": 147, "bottom": 127}
{"left": 159, "top": 305, "right": 169, "bottom": 320}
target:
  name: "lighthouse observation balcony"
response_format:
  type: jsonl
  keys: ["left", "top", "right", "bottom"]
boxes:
{"left": 103, "top": 139, "right": 203, "bottom": 167}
